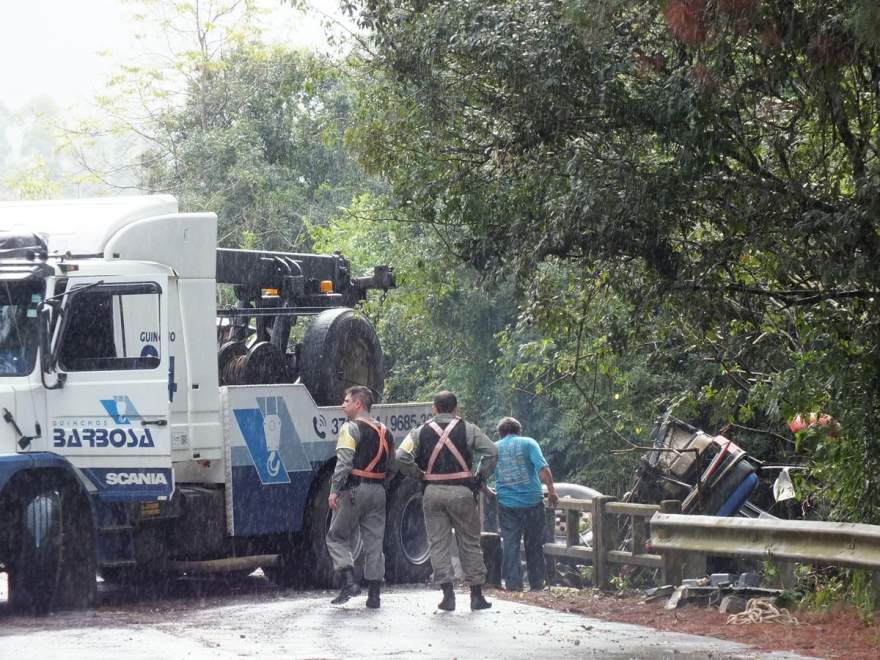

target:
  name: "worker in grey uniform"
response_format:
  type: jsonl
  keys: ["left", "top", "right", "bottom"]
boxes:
{"left": 325, "top": 385, "right": 395, "bottom": 608}
{"left": 396, "top": 390, "right": 498, "bottom": 611}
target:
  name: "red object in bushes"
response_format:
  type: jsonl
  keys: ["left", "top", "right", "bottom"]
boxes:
{"left": 665, "top": 0, "right": 707, "bottom": 45}
{"left": 788, "top": 412, "right": 835, "bottom": 434}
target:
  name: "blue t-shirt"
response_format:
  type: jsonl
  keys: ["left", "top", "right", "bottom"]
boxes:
{"left": 494, "top": 435, "right": 549, "bottom": 508}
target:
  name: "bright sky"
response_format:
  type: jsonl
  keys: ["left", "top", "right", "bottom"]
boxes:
{"left": 0, "top": 0, "right": 349, "bottom": 112}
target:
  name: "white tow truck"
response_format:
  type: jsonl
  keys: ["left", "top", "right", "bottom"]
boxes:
{"left": 0, "top": 195, "right": 432, "bottom": 612}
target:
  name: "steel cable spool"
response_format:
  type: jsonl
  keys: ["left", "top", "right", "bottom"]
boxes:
{"left": 222, "top": 354, "right": 247, "bottom": 385}
{"left": 218, "top": 340, "right": 247, "bottom": 385}
{"left": 242, "top": 342, "right": 288, "bottom": 384}
{"left": 220, "top": 341, "right": 288, "bottom": 385}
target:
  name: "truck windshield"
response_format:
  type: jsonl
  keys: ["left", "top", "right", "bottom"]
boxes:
{"left": 0, "top": 280, "right": 42, "bottom": 376}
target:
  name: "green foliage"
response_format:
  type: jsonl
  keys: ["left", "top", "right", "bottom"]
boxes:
{"left": 0, "top": 97, "right": 102, "bottom": 200}
{"left": 57, "top": 0, "right": 880, "bottom": 526}
{"left": 799, "top": 568, "right": 877, "bottom": 623}
{"left": 344, "top": 0, "right": 880, "bottom": 511}
{"left": 309, "top": 194, "right": 520, "bottom": 427}
{"left": 138, "top": 44, "right": 371, "bottom": 249}
{"left": 2, "top": 156, "right": 62, "bottom": 200}
{"left": 74, "top": 0, "right": 370, "bottom": 250}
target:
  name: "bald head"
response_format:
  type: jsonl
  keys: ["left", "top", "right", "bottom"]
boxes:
{"left": 433, "top": 390, "right": 458, "bottom": 414}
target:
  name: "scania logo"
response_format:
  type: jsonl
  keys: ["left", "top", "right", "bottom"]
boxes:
{"left": 105, "top": 472, "right": 169, "bottom": 486}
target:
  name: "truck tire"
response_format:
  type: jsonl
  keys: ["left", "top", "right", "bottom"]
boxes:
{"left": 384, "top": 477, "right": 432, "bottom": 584}
{"left": 54, "top": 482, "right": 98, "bottom": 610}
{"left": 301, "top": 471, "right": 364, "bottom": 588}
{"left": 299, "top": 308, "right": 384, "bottom": 406}
{"left": 9, "top": 477, "right": 64, "bottom": 614}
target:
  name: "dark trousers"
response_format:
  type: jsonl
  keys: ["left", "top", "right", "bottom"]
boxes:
{"left": 499, "top": 501, "right": 546, "bottom": 590}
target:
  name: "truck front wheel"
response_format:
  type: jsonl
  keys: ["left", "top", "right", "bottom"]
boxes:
{"left": 9, "top": 481, "right": 62, "bottom": 614}
{"left": 7, "top": 475, "right": 95, "bottom": 614}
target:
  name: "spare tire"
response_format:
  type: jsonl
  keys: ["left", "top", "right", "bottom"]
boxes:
{"left": 299, "top": 308, "right": 384, "bottom": 406}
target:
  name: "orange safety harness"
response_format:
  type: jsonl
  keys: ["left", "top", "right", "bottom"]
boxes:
{"left": 423, "top": 418, "right": 474, "bottom": 481}
{"left": 350, "top": 418, "right": 390, "bottom": 480}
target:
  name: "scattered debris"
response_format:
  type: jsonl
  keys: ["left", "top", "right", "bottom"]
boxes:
{"left": 718, "top": 595, "right": 749, "bottom": 615}
{"left": 736, "top": 572, "right": 761, "bottom": 588}
{"left": 709, "top": 573, "right": 736, "bottom": 588}
{"left": 650, "top": 572, "right": 783, "bottom": 612}
{"left": 664, "top": 584, "right": 724, "bottom": 609}
{"left": 644, "top": 585, "right": 674, "bottom": 602}
{"left": 547, "top": 586, "right": 582, "bottom": 596}
{"left": 682, "top": 578, "right": 710, "bottom": 588}
{"left": 665, "top": 585, "right": 686, "bottom": 610}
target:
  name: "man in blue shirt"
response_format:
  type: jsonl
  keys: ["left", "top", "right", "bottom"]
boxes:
{"left": 493, "top": 417, "right": 559, "bottom": 591}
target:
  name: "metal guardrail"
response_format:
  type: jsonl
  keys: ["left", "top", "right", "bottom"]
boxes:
{"left": 651, "top": 512, "right": 880, "bottom": 573}
{"left": 542, "top": 496, "right": 663, "bottom": 589}
{"left": 542, "top": 494, "right": 880, "bottom": 595}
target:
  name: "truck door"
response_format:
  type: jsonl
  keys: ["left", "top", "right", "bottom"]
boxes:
{"left": 46, "top": 275, "right": 173, "bottom": 501}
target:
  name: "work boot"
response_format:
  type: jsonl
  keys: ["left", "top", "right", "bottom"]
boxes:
{"left": 366, "top": 581, "right": 381, "bottom": 609}
{"left": 330, "top": 567, "right": 361, "bottom": 605}
{"left": 437, "top": 582, "right": 456, "bottom": 611}
{"left": 470, "top": 584, "right": 492, "bottom": 610}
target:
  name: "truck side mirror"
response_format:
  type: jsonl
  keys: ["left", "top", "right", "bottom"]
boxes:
{"left": 37, "top": 305, "right": 54, "bottom": 373}
{"left": 37, "top": 303, "right": 66, "bottom": 390}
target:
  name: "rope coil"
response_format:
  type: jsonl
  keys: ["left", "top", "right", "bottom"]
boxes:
{"left": 726, "top": 597, "right": 799, "bottom": 625}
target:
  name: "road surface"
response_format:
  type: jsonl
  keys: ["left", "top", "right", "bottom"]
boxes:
{"left": 0, "top": 576, "right": 813, "bottom": 659}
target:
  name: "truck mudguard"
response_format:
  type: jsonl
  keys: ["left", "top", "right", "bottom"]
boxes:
{"left": 0, "top": 451, "right": 85, "bottom": 494}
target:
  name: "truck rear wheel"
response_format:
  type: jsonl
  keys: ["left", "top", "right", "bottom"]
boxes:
{"left": 384, "top": 477, "right": 432, "bottom": 583}
{"left": 299, "top": 308, "right": 384, "bottom": 406}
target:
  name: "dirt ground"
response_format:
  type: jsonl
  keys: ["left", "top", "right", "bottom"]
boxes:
{"left": 490, "top": 587, "right": 880, "bottom": 660}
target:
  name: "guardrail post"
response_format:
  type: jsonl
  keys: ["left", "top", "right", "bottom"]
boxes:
{"left": 769, "top": 560, "right": 797, "bottom": 589}
{"left": 659, "top": 500, "right": 684, "bottom": 586}
{"left": 873, "top": 571, "right": 880, "bottom": 609}
{"left": 592, "top": 495, "right": 614, "bottom": 590}
{"left": 631, "top": 514, "right": 647, "bottom": 556}
{"left": 544, "top": 506, "right": 557, "bottom": 542}
{"left": 565, "top": 509, "right": 580, "bottom": 548}
{"left": 544, "top": 504, "right": 558, "bottom": 584}
{"left": 480, "top": 490, "right": 499, "bottom": 533}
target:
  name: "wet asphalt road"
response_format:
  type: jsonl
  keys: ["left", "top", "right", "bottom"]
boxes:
{"left": 0, "top": 576, "right": 813, "bottom": 659}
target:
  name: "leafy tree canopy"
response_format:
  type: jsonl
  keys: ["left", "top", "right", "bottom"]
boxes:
{"left": 342, "top": 0, "right": 880, "bottom": 518}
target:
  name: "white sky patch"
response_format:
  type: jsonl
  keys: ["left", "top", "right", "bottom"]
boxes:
{"left": 0, "top": 0, "right": 354, "bottom": 112}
